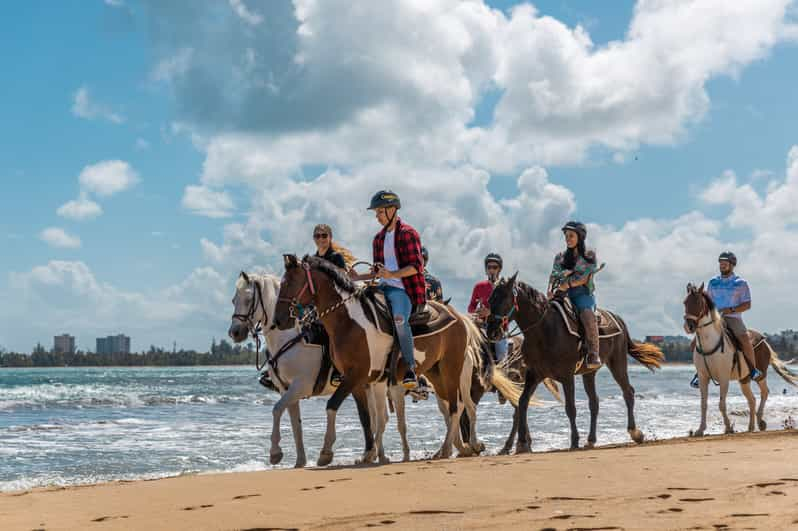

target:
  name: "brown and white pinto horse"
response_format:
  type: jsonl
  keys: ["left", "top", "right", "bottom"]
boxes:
{"left": 273, "top": 254, "right": 522, "bottom": 466}
{"left": 683, "top": 283, "right": 798, "bottom": 436}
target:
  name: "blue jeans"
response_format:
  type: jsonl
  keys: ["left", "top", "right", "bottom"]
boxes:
{"left": 494, "top": 338, "right": 508, "bottom": 361}
{"left": 568, "top": 286, "right": 596, "bottom": 311}
{"left": 379, "top": 285, "right": 415, "bottom": 371}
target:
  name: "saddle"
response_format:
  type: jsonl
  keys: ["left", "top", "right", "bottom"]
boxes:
{"left": 550, "top": 296, "right": 623, "bottom": 340}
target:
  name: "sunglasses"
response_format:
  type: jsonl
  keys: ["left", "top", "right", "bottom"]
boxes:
{"left": 486, "top": 265, "right": 500, "bottom": 271}
{"left": 313, "top": 233, "right": 329, "bottom": 239}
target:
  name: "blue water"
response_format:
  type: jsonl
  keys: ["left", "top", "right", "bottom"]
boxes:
{"left": 2, "top": 365, "right": 797, "bottom": 492}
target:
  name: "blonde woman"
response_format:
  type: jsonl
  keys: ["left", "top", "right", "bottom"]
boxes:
{"left": 312, "top": 223, "right": 355, "bottom": 270}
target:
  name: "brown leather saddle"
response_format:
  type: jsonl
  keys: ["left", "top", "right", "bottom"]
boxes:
{"left": 551, "top": 296, "right": 623, "bottom": 340}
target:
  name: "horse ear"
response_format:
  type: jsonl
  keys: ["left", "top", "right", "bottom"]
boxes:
{"left": 699, "top": 281, "right": 705, "bottom": 292}
{"left": 284, "top": 254, "right": 299, "bottom": 269}
{"left": 509, "top": 271, "right": 518, "bottom": 285}
{"left": 686, "top": 282, "right": 692, "bottom": 293}
{"left": 241, "top": 271, "right": 250, "bottom": 283}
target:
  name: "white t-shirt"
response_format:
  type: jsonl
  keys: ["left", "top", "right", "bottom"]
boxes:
{"left": 381, "top": 230, "right": 405, "bottom": 290}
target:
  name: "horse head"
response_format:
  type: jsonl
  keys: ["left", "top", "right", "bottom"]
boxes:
{"left": 486, "top": 272, "right": 519, "bottom": 342}
{"left": 683, "top": 281, "right": 708, "bottom": 334}
{"left": 229, "top": 271, "right": 278, "bottom": 343}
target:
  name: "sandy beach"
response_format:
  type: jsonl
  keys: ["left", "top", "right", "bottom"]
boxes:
{"left": 2, "top": 430, "right": 797, "bottom": 530}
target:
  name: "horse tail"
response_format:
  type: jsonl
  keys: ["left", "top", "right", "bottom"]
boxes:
{"left": 455, "top": 308, "right": 524, "bottom": 407}
{"left": 766, "top": 341, "right": 798, "bottom": 387}
{"left": 616, "top": 312, "right": 665, "bottom": 372}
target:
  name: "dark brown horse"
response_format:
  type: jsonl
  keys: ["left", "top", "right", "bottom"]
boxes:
{"left": 486, "top": 274, "right": 665, "bottom": 451}
{"left": 273, "top": 255, "right": 522, "bottom": 465}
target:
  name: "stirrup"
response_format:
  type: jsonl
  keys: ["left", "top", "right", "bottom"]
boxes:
{"left": 690, "top": 373, "right": 700, "bottom": 389}
{"left": 750, "top": 368, "right": 764, "bottom": 382}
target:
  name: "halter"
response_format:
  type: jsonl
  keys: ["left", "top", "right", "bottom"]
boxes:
{"left": 489, "top": 284, "right": 550, "bottom": 337}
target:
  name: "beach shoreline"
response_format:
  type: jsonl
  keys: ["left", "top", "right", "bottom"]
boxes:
{"left": 3, "top": 429, "right": 797, "bottom": 530}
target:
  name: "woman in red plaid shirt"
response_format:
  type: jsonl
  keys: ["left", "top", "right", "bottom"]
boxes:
{"left": 349, "top": 190, "right": 425, "bottom": 390}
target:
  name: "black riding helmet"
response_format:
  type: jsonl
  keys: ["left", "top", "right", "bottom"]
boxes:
{"left": 484, "top": 252, "right": 503, "bottom": 271}
{"left": 561, "top": 221, "right": 587, "bottom": 241}
{"left": 367, "top": 190, "right": 401, "bottom": 210}
{"left": 718, "top": 251, "right": 737, "bottom": 267}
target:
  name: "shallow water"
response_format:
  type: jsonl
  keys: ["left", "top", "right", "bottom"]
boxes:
{"left": 2, "top": 365, "right": 797, "bottom": 492}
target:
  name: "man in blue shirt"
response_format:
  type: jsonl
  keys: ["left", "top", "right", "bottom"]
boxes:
{"left": 706, "top": 251, "right": 762, "bottom": 382}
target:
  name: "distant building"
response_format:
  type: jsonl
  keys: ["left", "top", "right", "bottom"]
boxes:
{"left": 53, "top": 334, "right": 76, "bottom": 354}
{"left": 96, "top": 334, "right": 131, "bottom": 355}
{"left": 645, "top": 335, "right": 665, "bottom": 344}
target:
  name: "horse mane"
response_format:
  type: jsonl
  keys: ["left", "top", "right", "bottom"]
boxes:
{"left": 702, "top": 290, "right": 717, "bottom": 312}
{"left": 516, "top": 280, "right": 547, "bottom": 306}
{"left": 303, "top": 255, "right": 360, "bottom": 295}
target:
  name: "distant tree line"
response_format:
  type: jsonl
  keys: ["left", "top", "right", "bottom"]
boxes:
{"left": 645, "top": 330, "right": 798, "bottom": 363}
{"left": 0, "top": 339, "right": 258, "bottom": 368}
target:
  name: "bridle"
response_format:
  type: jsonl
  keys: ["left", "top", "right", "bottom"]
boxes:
{"left": 278, "top": 260, "right": 360, "bottom": 327}
{"left": 488, "top": 283, "right": 550, "bottom": 339}
{"left": 231, "top": 277, "right": 270, "bottom": 369}
{"left": 683, "top": 292, "right": 724, "bottom": 357}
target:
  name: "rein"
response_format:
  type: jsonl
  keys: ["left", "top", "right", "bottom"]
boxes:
{"left": 491, "top": 285, "right": 550, "bottom": 338}
{"left": 280, "top": 260, "right": 362, "bottom": 328}
{"left": 231, "top": 278, "right": 271, "bottom": 370}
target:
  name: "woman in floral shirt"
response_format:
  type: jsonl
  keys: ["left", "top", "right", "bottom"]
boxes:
{"left": 549, "top": 221, "right": 601, "bottom": 370}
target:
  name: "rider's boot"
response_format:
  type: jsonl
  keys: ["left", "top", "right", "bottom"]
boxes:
{"left": 580, "top": 309, "right": 602, "bottom": 370}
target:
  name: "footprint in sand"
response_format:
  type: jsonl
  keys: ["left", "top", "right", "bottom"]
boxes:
{"left": 679, "top": 498, "right": 715, "bottom": 502}
{"left": 240, "top": 527, "right": 299, "bottom": 531}
{"left": 779, "top": 477, "right": 798, "bottom": 482}
{"left": 728, "top": 513, "right": 770, "bottom": 518}
{"left": 666, "top": 487, "right": 709, "bottom": 491}
{"left": 566, "top": 527, "right": 621, "bottom": 531}
{"left": 766, "top": 491, "right": 786, "bottom": 496}
{"left": 547, "top": 496, "right": 595, "bottom": 501}
{"left": 329, "top": 477, "right": 352, "bottom": 483}
{"left": 182, "top": 504, "right": 213, "bottom": 511}
{"left": 647, "top": 494, "right": 671, "bottom": 500}
{"left": 748, "top": 482, "right": 785, "bottom": 488}
{"left": 408, "top": 510, "right": 464, "bottom": 515}
{"left": 300, "top": 486, "right": 326, "bottom": 491}
{"left": 656, "top": 508, "right": 683, "bottom": 513}
{"left": 233, "top": 494, "right": 261, "bottom": 500}
{"left": 91, "top": 515, "right": 130, "bottom": 522}
{"left": 550, "top": 514, "right": 596, "bottom": 520}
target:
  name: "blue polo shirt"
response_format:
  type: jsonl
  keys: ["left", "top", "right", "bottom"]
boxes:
{"left": 707, "top": 273, "right": 751, "bottom": 319}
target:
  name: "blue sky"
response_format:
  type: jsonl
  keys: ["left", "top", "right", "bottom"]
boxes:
{"left": 2, "top": 0, "right": 798, "bottom": 352}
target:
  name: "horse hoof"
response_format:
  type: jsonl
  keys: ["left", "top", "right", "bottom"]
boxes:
{"left": 357, "top": 450, "right": 377, "bottom": 465}
{"left": 457, "top": 447, "right": 475, "bottom": 458}
{"left": 498, "top": 446, "right": 511, "bottom": 456}
{"left": 691, "top": 429, "right": 704, "bottom": 438}
{"left": 294, "top": 459, "right": 307, "bottom": 469}
{"left": 724, "top": 427, "right": 735, "bottom": 435}
{"left": 317, "top": 450, "right": 334, "bottom": 467}
{"left": 475, "top": 441, "right": 486, "bottom": 454}
{"left": 758, "top": 420, "right": 767, "bottom": 431}
{"left": 629, "top": 429, "right": 645, "bottom": 444}
{"left": 402, "top": 453, "right": 410, "bottom": 463}
{"left": 584, "top": 441, "right": 595, "bottom": 449}
{"left": 378, "top": 455, "right": 391, "bottom": 465}
{"left": 515, "top": 443, "right": 532, "bottom": 454}
{"left": 269, "top": 451, "right": 284, "bottom": 465}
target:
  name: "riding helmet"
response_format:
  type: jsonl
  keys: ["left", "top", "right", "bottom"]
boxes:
{"left": 484, "top": 253, "right": 503, "bottom": 270}
{"left": 718, "top": 251, "right": 737, "bottom": 266}
{"left": 367, "top": 190, "right": 401, "bottom": 210}
{"left": 561, "top": 221, "right": 587, "bottom": 241}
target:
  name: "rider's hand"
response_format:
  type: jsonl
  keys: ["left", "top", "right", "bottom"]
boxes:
{"left": 348, "top": 269, "right": 359, "bottom": 280}
{"left": 477, "top": 306, "right": 490, "bottom": 319}
{"left": 375, "top": 266, "right": 393, "bottom": 279}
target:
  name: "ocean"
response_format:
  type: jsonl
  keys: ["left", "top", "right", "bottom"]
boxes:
{"left": 2, "top": 365, "right": 797, "bottom": 492}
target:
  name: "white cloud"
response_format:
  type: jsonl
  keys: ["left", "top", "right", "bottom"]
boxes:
{"left": 151, "top": 48, "right": 194, "bottom": 83}
{"left": 135, "top": 138, "right": 150, "bottom": 150}
{"left": 6, "top": 261, "right": 230, "bottom": 352}
{"left": 78, "top": 160, "right": 139, "bottom": 197}
{"left": 40, "top": 228, "right": 81, "bottom": 249}
{"left": 229, "top": 0, "right": 263, "bottom": 25}
{"left": 57, "top": 196, "right": 103, "bottom": 221}
{"left": 71, "top": 86, "right": 125, "bottom": 124}
{"left": 182, "top": 185, "right": 235, "bottom": 218}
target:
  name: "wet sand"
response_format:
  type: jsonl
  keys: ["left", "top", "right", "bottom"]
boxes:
{"left": 2, "top": 429, "right": 797, "bottom": 530}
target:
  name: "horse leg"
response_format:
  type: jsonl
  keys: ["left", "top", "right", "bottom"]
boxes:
{"left": 269, "top": 381, "right": 304, "bottom": 465}
{"left": 352, "top": 385, "right": 377, "bottom": 464}
{"left": 499, "top": 406, "right": 519, "bottom": 456}
{"left": 756, "top": 378, "right": 769, "bottom": 431}
{"left": 606, "top": 351, "right": 644, "bottom": 443}
{"left": 370, "top": 382, "right": 390, "bottom": 464}
{"left": 461, "top": 373, "right": 482, "bottom": 455}
{"left": 318, "top": 377, "right": 356, "bottom": 466}
{"left": 287, "top": 402, "right": 306, "bottom": 468}
{"left": 739, "top": 380, "right": 756, "bottom": 433}
{"left": 562, "top": 376, "right": 579, "bottom": 450}
{"left": 516, "top": 369, "right": 541, "bottom": 454}
{"left": 389, "top": 384, "right": 411, "bottom": 462}
{"left": 582, "top": 372, "right": 599, "bottom": 448}
{"left": 694, "top": 371, "right": 709, "bottom": 437}
{"left": 719, "top": 377, "right": 733, "bottom": 434}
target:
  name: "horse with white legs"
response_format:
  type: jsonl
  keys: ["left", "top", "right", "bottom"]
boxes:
{"left": 683, "top": 283, "right": 798, "bottom": 436}
{"left": 273, "top": 255, "right": 523, "bottom": 465}
{"left": 228, "top": 271, "right": 391, "bottom": 467}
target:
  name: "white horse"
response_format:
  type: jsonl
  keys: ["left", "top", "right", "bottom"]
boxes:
{"left": 228, "top": 271, "right": 488, "bottom": 466}
{"left": 683, "top": 283, "right": 798, "bottom": 436}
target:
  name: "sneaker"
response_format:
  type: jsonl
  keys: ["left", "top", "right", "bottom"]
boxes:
{"left": 750, "top": 368, "right": 764, "bottom": 382}
{"left": 402, "top": 370, "right": 418, "bottom": 390}
{"left": 690, "top": 373, "right": 700, "bottom": 389}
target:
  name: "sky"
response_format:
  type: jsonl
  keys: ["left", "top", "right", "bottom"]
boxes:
{"left": 2, "top": 0, "right": 798, "bottom": 353}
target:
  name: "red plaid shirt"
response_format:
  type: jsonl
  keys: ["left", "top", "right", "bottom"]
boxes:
{"left": 372, "top": 218, "right": 426, "bottom": 306}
